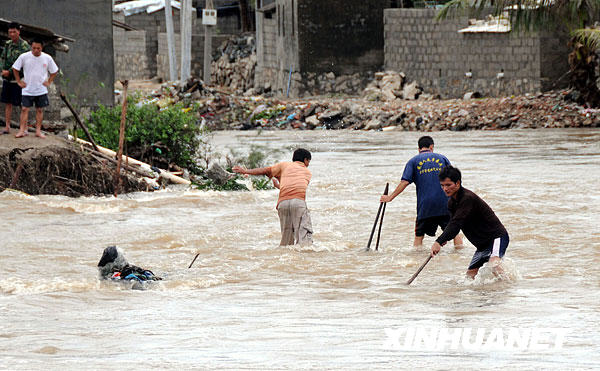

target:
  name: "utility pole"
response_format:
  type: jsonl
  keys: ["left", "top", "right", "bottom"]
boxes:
{"left": 164, "top": 0, "right": 178, "bottom": 81}
{"left": 180, "top": 0, "right": 193, "bottom": 81}
{"left": 203, "top": 0, "right": 217, "bottom": 84}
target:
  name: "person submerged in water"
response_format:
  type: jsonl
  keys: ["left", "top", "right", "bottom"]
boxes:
{"left": 98, "top": 245, "right": 162, "bottom": 283}
{"left": 233, "top": 148, "right": 313, "bottom": 246}
{"left": 430, "top": 165, "right": 509, "bottom": 278}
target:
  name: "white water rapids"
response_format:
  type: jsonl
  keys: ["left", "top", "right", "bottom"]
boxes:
{"left": 1, "top": 129, "right": 599, "bottom": 369}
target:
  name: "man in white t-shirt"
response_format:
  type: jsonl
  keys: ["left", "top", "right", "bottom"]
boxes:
{"left": 12, "top": 38, "right": 59, "bottom": 138}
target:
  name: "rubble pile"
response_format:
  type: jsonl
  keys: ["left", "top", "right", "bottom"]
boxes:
{"left": 121, "top": 78, "right": 600, "bottom": 131}
{"left": 362, "top": 71, "right": 426, "bottom": 102}
{"left": 195, "top": 89, "right": 600, "bottom": 131}
{"left": 119, "top": 77, "right": 216, "bottom": 106}
{"left": 296, "top": 71, "right": 372, "bottom": 97}
{"left": 211, "top": 33, "right": 257, "bottom": 95}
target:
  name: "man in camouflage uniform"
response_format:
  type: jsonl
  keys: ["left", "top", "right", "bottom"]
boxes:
{"left": 1, "top": 22, "right": 29, "bottom": 134}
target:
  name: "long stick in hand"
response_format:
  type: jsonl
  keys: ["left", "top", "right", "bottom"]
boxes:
{"left": 366, "top": 183, "right": 389, "bottom": 251}
{"left": 406, "top": 255, "right": 433, "bottom": 285}
{"left": 374, "top": 183, "right": 389, "bottom": 251}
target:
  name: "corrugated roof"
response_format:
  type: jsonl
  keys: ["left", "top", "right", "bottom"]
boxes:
{"left": 113, "top": 0, "right": 196, "bottom": 17}
{"left": 0, "top": 18, "right": 74, "bottom": 52}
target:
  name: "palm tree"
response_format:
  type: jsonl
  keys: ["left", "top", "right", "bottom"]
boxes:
{"left": 437, "top": 0, "right": 600, "bottom": 107}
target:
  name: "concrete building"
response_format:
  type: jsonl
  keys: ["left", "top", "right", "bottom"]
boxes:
{"left": 255, "top": 0, "right": 398, "bottom": 97}
{"left": 113, "top": 8, "right": 189, "bottom": 81}
{"left": 254, "top": 2, "right": 569, "bottom": 98}
{"left": 114, "top": 0, "right": 250, "bottom": 81}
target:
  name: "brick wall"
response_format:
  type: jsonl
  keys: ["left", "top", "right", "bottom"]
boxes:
{"left": 113, "top": 28, "right": 150, "bottom": 80}
{"left": 255, "top": 13, "right": 278, "bottom": 90}
{"left": 115, "top": 9, "right": 194, "bottom": 78}
{"left": 384, "top": 9, "right": 569, "bottom": 98}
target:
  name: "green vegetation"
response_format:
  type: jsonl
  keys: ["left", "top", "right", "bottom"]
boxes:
{"left": 83, "top": 97, "right": 280, "bottom": 192}
{"left": 83, "top": 98, "right": 206, "bottom": 173}
{"left": 194, "top": 145, "right": 282, "bottom": 191}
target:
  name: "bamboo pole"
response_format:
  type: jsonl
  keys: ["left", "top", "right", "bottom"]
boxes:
{"left": 87, "top": 150, "right": 153, "bottom": 178}
{"left": 68, "top": 136, "right": 191, "bottom": 185}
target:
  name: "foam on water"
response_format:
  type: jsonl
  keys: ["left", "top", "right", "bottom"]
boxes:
{"left": 0, "top": 273, "right": 233, "bottom": 294}
{"left": 0, "top": 277, "right": 107, "bottom": 295}
{"left": 0, "top": 188, "right": 35, "bottom": 200}
{"left": 455, "top": 257, "right": 521, "bottom": 286}
{"left": 279, "top": 241, "right": 350, "bottom": 252}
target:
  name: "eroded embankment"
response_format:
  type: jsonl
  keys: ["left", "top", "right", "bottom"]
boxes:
{"left": 0, "top": 134, "right": 148, "bottom": 196}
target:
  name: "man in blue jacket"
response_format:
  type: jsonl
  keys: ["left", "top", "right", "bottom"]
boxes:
{"left": 381, "top": 136, "right": 462, "bottom": 248}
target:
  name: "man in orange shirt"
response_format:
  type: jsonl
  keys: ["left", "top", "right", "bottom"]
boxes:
{"left": 233, "top": 148, "right": 313, "bottom": 246}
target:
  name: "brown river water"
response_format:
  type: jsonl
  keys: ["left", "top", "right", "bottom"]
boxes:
{"left": 1, "top": 129, "right": 599, "bottom": 369}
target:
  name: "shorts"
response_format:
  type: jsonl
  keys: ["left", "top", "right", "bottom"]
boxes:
{"left": 22, "top": 94, "right": 49, "bottom": 108}
{"left": 468, "top": 233, "right": 510, "bottom": 270}
{"left": 415, "top": 215, "right": 450, "bottom": 237}
{"left": 277, "top": 198, "right": 313, "bottom": 246}
{"left": 1, "top": 80, "right": 22, "bottom": 106}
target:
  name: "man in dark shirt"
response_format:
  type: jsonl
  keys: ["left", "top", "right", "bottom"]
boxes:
{"left": 431, "top": 165, "right": 509, "bottom": 278}
{"left": 1, "top": 22, "right": 29, "bottom": 134}
{"left": 381, "top": 136, "right": 462, "bottom": 248}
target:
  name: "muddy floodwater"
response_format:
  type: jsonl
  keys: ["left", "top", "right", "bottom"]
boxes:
{"left": 1, "top": 129, "right": 599, "bottom": 369}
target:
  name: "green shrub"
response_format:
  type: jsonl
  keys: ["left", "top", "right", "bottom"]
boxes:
{"left": 83, "top": 101, "right": 206, "bottom": 172}
{"left": 193, "top": 176, "right": 249, "bottom": 191}
{"left": 192, "top": 174, "right": 274, "bottom": 192}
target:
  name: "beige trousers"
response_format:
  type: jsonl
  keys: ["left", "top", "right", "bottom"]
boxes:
{"left": 277, "top": 199, "right": 313, "bottom": 246}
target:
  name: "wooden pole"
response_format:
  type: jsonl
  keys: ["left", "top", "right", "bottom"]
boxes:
{"left": 59, "top": 92, "right": 99, "bottom": 152}
{"left": 406, "top": 255, "right": 433, "bottom": 285}
{"left": 374, "top": 183, "right": 389, "bottom": 251}
{"left": 114, "top": 80, "right": 128, "bottom": 197}
{"left": 164, "top": 0, "right": 178, "bottom": 81}
{"left": 180, "top": 0, "right": 192, "bottom": 81}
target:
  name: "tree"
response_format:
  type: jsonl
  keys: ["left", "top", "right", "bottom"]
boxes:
{"left": 437, "top": 0, "right": 600, "bottom": 107}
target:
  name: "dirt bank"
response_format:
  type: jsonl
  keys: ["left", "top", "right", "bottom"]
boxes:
{"left": 0, "top": 133, "right": 149, "bottom": 197}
